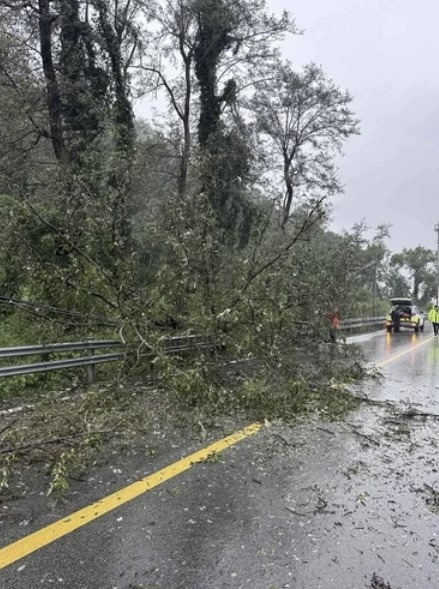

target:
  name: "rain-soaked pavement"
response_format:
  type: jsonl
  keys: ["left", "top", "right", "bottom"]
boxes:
{"left": 2, "top": 329, "right": 439, "bottom": 589}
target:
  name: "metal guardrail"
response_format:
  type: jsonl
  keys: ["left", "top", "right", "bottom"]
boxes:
{"left": 0, "top": 340, "right": 122, "bottom": 359}
{"left": 0, "top": 317, "right": 387, "bottom": 383}
{"left": 0, "top": 340, "right": 123, "bottom": 383}
{"left": 0, "top": 336, "right": 213, "bottom": 383}
{"left": 162, "top": 335, "right": 215, "bottom": 354}
{"left": 339, "top": 316, "right": 386, "bottom": 331}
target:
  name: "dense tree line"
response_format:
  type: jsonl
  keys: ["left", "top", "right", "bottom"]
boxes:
{"left": 0, "top": 1, "right": 435, "bottom": 402}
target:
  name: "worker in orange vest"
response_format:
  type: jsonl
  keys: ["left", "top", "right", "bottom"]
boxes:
{"left": 328, "top": 309, "right": 340, "bottom": 343}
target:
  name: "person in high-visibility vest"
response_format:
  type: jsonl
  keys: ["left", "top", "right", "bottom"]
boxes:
{"left": 428, "top": 305, "right": 439, "bottom": 335}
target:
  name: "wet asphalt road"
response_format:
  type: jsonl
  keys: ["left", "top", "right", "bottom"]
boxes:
{"left": 2, "top": 327, "right": 439, "bottom": 589}
{"left": 351, "top": 327, "right": 439, "bottom": 410}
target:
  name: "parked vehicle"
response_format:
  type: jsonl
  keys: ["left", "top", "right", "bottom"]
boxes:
{"left": 385, "top": 298, "right": 424, "bottom": 333}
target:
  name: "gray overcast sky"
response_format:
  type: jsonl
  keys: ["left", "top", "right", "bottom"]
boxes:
{"left": 269, "top": 0, "right": 439, "bottom": 252}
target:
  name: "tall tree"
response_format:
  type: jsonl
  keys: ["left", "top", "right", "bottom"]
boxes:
{"left": 192, "top": 0, "right": 294, "bottom": 146}
{"left": 0, "top": 0, "right": 144, "bottom": 276}
{"left": 251, "top": 62, "right": 359, "bottom": 228}
{"left": 140, "top": 0, "right": 295, "bottom": 218}
{"left": 391, "top": 246, "right": 436, "bottom": 300}
{"left": 139, "top": 0, "right": 197, "bottom": 198}
{"left": 191, "top": 0, "right": 295, "bottom": 234}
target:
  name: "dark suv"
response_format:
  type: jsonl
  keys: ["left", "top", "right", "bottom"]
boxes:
{"left": 386, "top": 298, "right": 424, "bottom": 333}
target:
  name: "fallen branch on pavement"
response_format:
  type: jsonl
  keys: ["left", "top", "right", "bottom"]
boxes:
{"left": 347, "top": 423, "right": 380, "bottom": 446}
{"left": 1, "top": 429, "right": 118, "bottom": 455}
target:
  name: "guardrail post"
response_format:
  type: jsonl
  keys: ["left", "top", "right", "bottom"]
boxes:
{"left": 86, "top": 338, "right": 96, "bottom": 385}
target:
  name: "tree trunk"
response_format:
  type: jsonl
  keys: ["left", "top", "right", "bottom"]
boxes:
{"left": 178, "top": 49, "right": 192, "bottom": 197}
{"left": 282, "top": 157, "right": 293, "bottom": 228}
{"left": 93, "top": 0, "right": 135, "bottom": 253}
{"left": 194, "top": 0, "right": 231, "bottom": 147}
{"left": 413, "top": 275, "right": 420, "bottom": 300}
{"left": 37, "top": 0, "right": 68, "bottom": 163}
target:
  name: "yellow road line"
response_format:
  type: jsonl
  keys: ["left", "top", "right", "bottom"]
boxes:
{"left": 376, "top": 335, "right": 435, "bottom": 368}
{"left": 0, "top": 422, "right": 262, "bottom": 571}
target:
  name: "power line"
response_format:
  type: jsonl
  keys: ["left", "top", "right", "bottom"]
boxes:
{"left": 0, "top": 295, "right": 119, "bottom": 326}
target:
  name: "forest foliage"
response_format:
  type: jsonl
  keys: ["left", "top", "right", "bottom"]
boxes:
{"left": 0, "top": 0, "right": 436, "bottom": 407}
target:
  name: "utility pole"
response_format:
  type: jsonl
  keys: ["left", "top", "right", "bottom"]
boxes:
{"left": 372, "top": 258, "right": 377, "bottom": 317}
{"left": 435, "top": 221, "right": 439, "bottom": 305}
